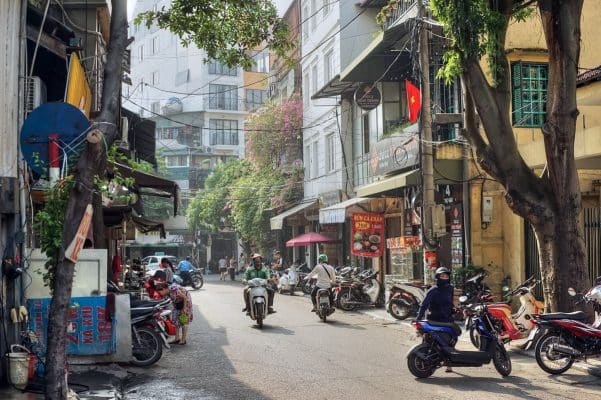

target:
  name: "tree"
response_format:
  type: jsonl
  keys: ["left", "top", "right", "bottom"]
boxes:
{"left": 426, "top": 0, "right": 586, "bottom": 311}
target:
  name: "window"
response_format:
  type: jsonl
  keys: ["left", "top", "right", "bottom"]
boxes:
{"left": 302, "top": 5, "right": 309, "bottom": 40}
{"left": 208, "top": 60, "right": 237, "bottom": 76}
{"left": 208, "top": 84, "right": 238, "bottom": 110}
{"left": 138, "top": 45, "right": 144, "bottom": 61}
{"left": 166, "top": 155, "right": 189, "bottom": 167}
{"left": 249, "top": 50, "right": 269, "bottom": 73}
{"left": 326, "top": 133, "right": 336, "bottom": 172}
{"left": 311, "top": 0, "right": 317, "bottom": 30}
{"left": 152, "top": 36, "right": 160, "bottom": 54}
{"left": 304, "top": 144, "right": 311, "bottom": 177}
{"left": 303, "top": 73, "right": 310, "bottom": 107}
{"left": 323, "top": 0, "right": 330, "bottom": 17}
{"left": 151, "top": 102, "right": 160, "bottom": 114}
{"left": 175, "top": 69, "right": 189, "bottom": 86}
{"left": 512, "top": 62, "right": 548, "bottom": 127}
{"left": 209, "top": 119, "right": 239, "bottom": 145}
{"left": 152, "top": 70, "right": 160, "bottom": 85}
{"left": 245, "top": 89, "right": 268, "bottom": 110}
{"left": 311, "top": 63, "right": 318, "bottom": 95}
{"left": 324, "top": 49, "right": 334, "bottom": 83}
{"left": 157, "top": 126, "right": 201, "bottom": 140}
{"left": 312, "top": 140, "right": 319, "bottom": 178}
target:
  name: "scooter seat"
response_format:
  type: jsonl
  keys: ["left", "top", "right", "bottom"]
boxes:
{"left": 130, "top": 299, "right": 165, "bottom": 308}
{"left": 538, "top": 311, "right": 587, "bottom": 321}
{"left": 130, "top": 307, "right": 155, "bottom": 318}
{"left": 426, "top": 321, "right": 462, "bottom": 336}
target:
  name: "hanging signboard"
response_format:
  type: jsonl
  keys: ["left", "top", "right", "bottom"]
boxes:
{"left": 65, "top": 204, "right": 94, "bottom": 263}
{"left": 450, "top": 205, "right": 464, "bottom": 269}
{"left": 351, "top": 213, "right": 385, "bottom": 258}
{"left": 354, "top": 83, "right": 381, "bottom": 110}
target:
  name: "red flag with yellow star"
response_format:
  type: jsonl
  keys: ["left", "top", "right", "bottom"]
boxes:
{"left": 405, "top": 80, "right": 421, "bottom": 122}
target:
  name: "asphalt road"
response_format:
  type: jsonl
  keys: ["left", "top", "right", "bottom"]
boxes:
{"left": 124, "top": 275, "right": 601, "bottom": 400}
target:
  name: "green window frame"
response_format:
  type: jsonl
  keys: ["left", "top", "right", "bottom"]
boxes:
{"left": 511, "top": 62, "right": 548, "bottom": 127}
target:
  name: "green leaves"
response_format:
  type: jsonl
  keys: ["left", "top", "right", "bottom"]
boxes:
{"left": 134, "top": 0, "right": 294, "bottom": 69}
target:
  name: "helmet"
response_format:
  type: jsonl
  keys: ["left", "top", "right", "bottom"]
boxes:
{"left": 318, "top": 254, "right": 328, "bottom": 263}
{"left": 435, "top": 267, "right": 450, "bottom": 279}
{"left": 251, "top": 253, "right": 262, "bottom": 260}
{"left": 186, "top": 256, "right": 191, "bottom": 261}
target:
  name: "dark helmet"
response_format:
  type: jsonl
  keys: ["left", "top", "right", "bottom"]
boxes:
{"left": 435, "top": 266, "right": 450, "bottom": 279}
{"left": 186, "top": 256, "right": 191, "bottom": 261}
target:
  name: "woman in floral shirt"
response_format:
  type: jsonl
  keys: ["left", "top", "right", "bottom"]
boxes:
{"left": 160, "top": 283, "right": 193, "bottom": 345}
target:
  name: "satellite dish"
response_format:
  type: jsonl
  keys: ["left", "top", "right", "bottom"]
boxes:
{"left": 20, "top": 102, "right": 90, "bottom": 178}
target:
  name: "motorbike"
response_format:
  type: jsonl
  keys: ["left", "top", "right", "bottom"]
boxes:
{"left": 466, "top": 276, "right": 544, "bottom": 349}
{"left": 277, "top": 267, "right": 299, "bottom": 295}
{"left": 246, "top": 278, "right": 269, "bottom": 328}
{"left": 462, "top": 271, "right": 495, "bottom": 304}
{"left": 532, "top": 284, "right": 601, "bottom": 375}
{"left": 334, "top": 270, "right": 383, "bottom": 311}
{"left": 407, "top": 302, "right": 512, "bottom": 378}
{"left": 173, "top": 267, "right": 204, "bottom": 289}
{"left": 129, "top": 297, "right": 172, "bottom": 366}
{"left": 315, "top": 288, "right": 335, "bottom": 322}
{"left": 301, "top": 274, "right": 316, "bottom": 295}
{"left": 387, "top": 280, "right": 429, "bottom": 320}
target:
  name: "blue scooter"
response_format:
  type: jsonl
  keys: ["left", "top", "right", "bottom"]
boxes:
{"left": 407, "top": 301, "right": 512, "bottom": 378}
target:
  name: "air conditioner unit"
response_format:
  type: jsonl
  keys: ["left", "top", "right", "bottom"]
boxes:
{"left": 26, "top": 76, "right": 47, "bottom": 113}
{"left": 205, "top": 146, "right": 212, "bottom": 153}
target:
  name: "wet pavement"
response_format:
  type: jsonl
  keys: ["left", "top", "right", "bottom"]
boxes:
{"left": 123, "top": 274, "right": 601, "bottom": 400}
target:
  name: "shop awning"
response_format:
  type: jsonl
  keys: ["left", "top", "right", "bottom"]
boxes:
{"left": 270, "top": 200, "right": 318, "bottom": 230}
{"left": 319, "top": 197, "right": 370, "bottom": 224}
{"left": 312, "top": 74, "right": 361, "bottom": 100}
{"left": 131, "top": 215, "right": 166, "bottom": 238}
{"left": 356, "top": 169, "right": 420, "bottom": 197}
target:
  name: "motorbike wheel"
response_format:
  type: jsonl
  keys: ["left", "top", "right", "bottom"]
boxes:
{"left": 256, "top": 310, "right": 263, "bottom": 329}
{"left": 407, "top": 344, "right": 437, "bottom": 378}
{"left": 192, "top": 275, "right": 203, "bottom": 290}
{"left": 492, "top": 344, "right": 512, "bottom": 377}
{"left": 320, "top": 305, "right": 327, "bottom": 322}
{"left": 302, "top": 282, "right": 312, "bottom": 295}
{"left": 388, "top": 300, "right": 411, "bottom": 320}
{"left": 338, "top": 290, "right": 356, "bottom": 311}
{"left": 535, "top": 332, "right": 575, "bottom": 374}
{"left": 131, "top": 327, "right": 163, "bottom": 367}
{"left": 469, "top": 326, "right": 480, "bottom": 349}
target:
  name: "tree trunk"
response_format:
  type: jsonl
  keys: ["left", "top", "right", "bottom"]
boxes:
{"left": 44, "top": 2, "right": 128, "bottom": 398}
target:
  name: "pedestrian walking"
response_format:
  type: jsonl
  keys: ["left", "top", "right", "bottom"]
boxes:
{"left": 159, "top": 283, "right": 193, "bottom": 345}
{"left": 219, "top": 257, "right": 227, "bottom": 280}
{"left": 228, "top": 256, "right": 237, "bottom": 281}
{"left": 238, "top": 252, "right": 247, "bottom": 275}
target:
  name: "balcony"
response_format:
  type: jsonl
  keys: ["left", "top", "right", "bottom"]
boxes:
{"left": 203, "top": 97, "right": 245, "bottom": 112}
{"left": 382, "top": 0, "right": 425, "bottom": 31}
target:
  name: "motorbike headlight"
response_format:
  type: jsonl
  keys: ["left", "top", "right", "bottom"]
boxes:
{"left": 502, "top": 286, "right": 510, "bottom": 293}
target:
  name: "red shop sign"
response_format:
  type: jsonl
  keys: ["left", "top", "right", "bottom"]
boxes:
{"left": 351, "top": 213, "right": 385, "bottom": 258}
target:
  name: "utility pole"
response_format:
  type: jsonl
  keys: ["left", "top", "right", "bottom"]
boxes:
{"left": 418, "top": 3, "right": 436, "bottom": 284}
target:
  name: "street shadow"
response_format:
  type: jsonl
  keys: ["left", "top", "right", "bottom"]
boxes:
{"left": 251, "top": 324, "right": 295, "bottom": 335}
{"left": 419, "top": 373, "right": 558, "bottom": 400}
{"left": 325, "top": 319, "right": 367, "bottom": 330}
{"left": 124, "top": 303, "right": 271, "bottom": 400}
{"left": 547, "top": 372, "right": 601, "bottom": 387}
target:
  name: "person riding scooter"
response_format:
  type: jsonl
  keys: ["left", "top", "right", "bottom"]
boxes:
{"left": 242, "top": 254, "right": 276, "bottom": 315}
{"left": 177, "top": 256, "right": 195, "bottom": 285}
{"left": 309, "top": 254, "right": 337, "bottom": 312}
{"left": 416, "top": 266, "right": 455, "bottom": 372}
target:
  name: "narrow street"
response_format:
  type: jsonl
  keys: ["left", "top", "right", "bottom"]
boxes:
{"left": 124, "top": 276, "right": 601, "bottom": 400}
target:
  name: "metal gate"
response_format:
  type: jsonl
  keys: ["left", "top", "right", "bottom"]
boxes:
{"left": 525, "top": 208, "right": 601, "bottom": 298}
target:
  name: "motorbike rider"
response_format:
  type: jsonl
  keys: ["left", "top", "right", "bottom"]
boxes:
{"left": 177, "top": 256, "right": 195, "bottom": 285}
{"left": 416, "top": 266, "right": 455, "bottom": 372}
{"left": 242, "top": 253, "right": 276, "bottom": 315}
{"left": 309, "top": 254, "right": 337, "bottom": 312}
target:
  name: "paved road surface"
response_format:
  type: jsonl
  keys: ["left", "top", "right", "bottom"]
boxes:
{"left": 124, "top": 276, "right": 601, "bottom": 400}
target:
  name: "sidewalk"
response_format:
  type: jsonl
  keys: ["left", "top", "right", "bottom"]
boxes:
{"left": 0, "top": 364, "right": 127, "bottom": 400}
{"left": 358, "top": 307, "right": 601, "bottom": 378}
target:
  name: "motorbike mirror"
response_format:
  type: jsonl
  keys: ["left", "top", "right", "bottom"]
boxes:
{"left": 502, "top": 286, "right": 510, "bottom": 293}
{"left": 458, "top": 295, "right": 468, "bottom": 304}
{"left": 568, "top": 287, "right": 577, "bottom": 297}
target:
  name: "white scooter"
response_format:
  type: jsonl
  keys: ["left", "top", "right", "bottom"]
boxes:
{"left": 315, "top": 288, "right": 335, "bottom": 322}
{"left": 246, "top": 278, "right": 269, "bottom": 328}
{"left": 278, "top": 267, "right": 298, "bottom": 295}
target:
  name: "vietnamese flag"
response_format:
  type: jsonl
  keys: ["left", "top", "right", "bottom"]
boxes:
{"left": 405, "top": 80, "right": 421, "bottom": 123}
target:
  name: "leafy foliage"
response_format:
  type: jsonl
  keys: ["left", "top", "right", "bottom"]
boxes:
{"left": 134, "top": 0, "right": 294, "bottom": 69}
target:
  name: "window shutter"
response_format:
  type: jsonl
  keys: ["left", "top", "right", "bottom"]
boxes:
{"left": 511, "top": 62, "right": 522, "bottom": 125}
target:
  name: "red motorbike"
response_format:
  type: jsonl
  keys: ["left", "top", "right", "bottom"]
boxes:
{"left": 531, "top": 284, "right": 601, "bottom": 374}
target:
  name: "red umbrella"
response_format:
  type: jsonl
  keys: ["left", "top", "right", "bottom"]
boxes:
{"left": 286, "top": 232, "right": 337, "bottom": 247}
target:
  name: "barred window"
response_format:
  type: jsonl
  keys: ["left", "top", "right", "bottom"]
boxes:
{"left": 245, "top": 89, "right": 269, "bottom": 111}
{"left": 512, "top": 62, "right": 548, "bottom": 127}
{"left": 209, "top": 119, "right": 239, "bottom": 145}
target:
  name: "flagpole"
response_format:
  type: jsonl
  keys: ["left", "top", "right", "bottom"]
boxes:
{"left": 418, "top": 2, "right": 436, "bottom": 285}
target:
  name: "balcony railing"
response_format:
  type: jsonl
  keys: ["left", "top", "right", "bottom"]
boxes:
{"left": 203, "top": 97, "right": 245, "bottom": 112}
{"left": 382, "top": 0, "right": 426, "bottom": 31}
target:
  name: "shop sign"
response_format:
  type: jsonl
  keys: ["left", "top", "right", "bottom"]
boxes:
{"left": 351, "top": 213, "right": 385, "bottom": 258}
{"left": 450, "top": 205, "right": 464, "bottom": 269}
{"left": 354, "top": 83, "right": 381, "bottom": 110}
{"left": 370, "top": 133, "right": 419, "bottom": 176}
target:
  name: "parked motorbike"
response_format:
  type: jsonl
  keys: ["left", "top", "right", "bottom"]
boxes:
{"left": 173, "top": 267, "right": 204, "bottom": 289}
{"left": 462, "top": 271, "right": 495, "bottom": 304}
{"left": 407, "top": 302, "right": 512, "bottom": 378}
{"left": 334, "top": 270, "right": 383, "bottom": 311}
{"left": 129, "top": 297, "right": 172, "bottom": 366}
{"left": 246, "top": 278, "right": 269, "bottom": 328}
{"left": 466, "top": 276, "right": 544, "bottom": 349}
{"left": 315, "top": 288, "right": 335, "bottom": 322}
{"left": 532, "top": 284, "right": 601, "bottom": 374}
{"left": 277, "top": 267, "right": 299, "bottom": 295}
{"left": 387, "top": 280, "right": 429, "bottom": 320}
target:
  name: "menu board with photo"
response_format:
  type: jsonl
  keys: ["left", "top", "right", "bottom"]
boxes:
{"left": 450, "top": 205, "right": 464, "bottom": 270}
{"left": 351, "top": 213, "right": 385, "bottom": 258}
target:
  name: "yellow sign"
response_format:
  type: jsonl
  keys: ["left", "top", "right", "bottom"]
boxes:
{"left": 65, "top": 53, "right": 92, "bottom": 118}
